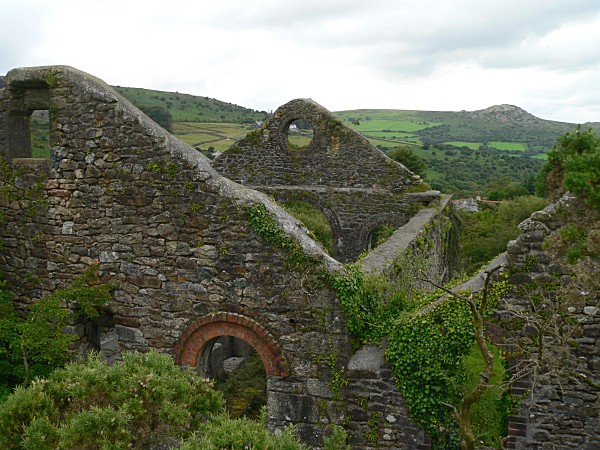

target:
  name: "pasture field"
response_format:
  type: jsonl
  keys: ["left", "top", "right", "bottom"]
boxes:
{"left": 488, "top": 141, "right": 528, "bottom": 151}
{"left": 171, "top": 122, "right": 252, "bottom": 155}
{"left": 352, "top": 119, "right": 439, "bottom": 133}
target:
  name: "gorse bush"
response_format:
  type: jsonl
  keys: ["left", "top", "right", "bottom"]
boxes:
{"left": 0, "top": 351, "right": 224, "bottom": 449}
{"left": 0, "top": 265, "right": 113, "bottom": 395}
{"left": 179, "top": 408, "right": 306, "bottom": 450}
{"left": 0, "top": 351, "right": 305, "bottom": 450}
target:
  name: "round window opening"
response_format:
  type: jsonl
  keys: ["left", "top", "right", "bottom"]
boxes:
{"left": 286, "top": 119, "right": 314, "bottom": 151}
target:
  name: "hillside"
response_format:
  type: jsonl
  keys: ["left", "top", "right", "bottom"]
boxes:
{"left": 112, "top": 85, "right": 599, "bottom": 197}
{"left": 335, "top": 106, "right": 600, "bottom": 196}
{"left": 335, "top": 105, "right": 600, "bottom": 154}
{"left": 112, "top": 86, "right": 268, "bottom": 123}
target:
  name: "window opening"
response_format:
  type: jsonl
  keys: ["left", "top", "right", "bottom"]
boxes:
{"left": 369, "top": 224, "right": 396, "bottom": 250}
{"left": 286, "top": 119, "right": 313, "bottom": 151}
{"left": 31, "top": 110, "right": 51, "bottom": 158}
{"left": 6, "top": 86, "right": 50, "bottom": 160}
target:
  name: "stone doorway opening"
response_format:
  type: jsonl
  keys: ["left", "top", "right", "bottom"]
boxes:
{"left": 197, "top": 336, "right": 267, "bottom": 419}
{"left": 174, "top": 313, "right": 289, "bottom": 420}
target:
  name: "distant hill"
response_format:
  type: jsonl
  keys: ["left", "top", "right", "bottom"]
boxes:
{"left": 334, "top": 106, "right": 600, "bottom": 197}
{"left": 109, "top": 84, "right": 600, "bottom": 197}
{"left": 112, "top": 86, "right": 268, "bottom": 124}
{"left": 336, "top": 105, "right": 600, "bottom": 155}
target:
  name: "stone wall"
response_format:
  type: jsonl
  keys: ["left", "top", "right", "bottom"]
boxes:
{"left": 454, "top": 194, "right": 600, "bottom": 449}
{"left": 0, "top": 65, "right": 457, "bottom": 449}
{"left": 499, "top": 195, "right": 600, "bottom": 450}
{"left": 337, "top": 195, "right": 454, "bottom": 449}
{"left": 0, "top": 66, "right": 351, "bottom": 446}
{"left": 213, "top": 98, "right": 438, "bottom": 262}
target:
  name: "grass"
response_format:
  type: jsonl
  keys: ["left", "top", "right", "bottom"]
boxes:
{"left": 353, "top": 119, "right": 438, "bottom": 133}
{"left": 464, "top": 343, "right": 508, "bottom": 448}
{"left": 281, "top": 201, "right": 333, "bottom": 254}
{"left": 489, "top": 141, "right": 528, "bottom": 151}
{"left": 31, "top": 113, "right": 51, "bottom": 158}
{"left": 287, "top": 133, "right": 313, "bottom": 150}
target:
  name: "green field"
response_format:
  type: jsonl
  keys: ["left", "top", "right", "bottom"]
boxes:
{"left": 489, "top": 141, "right": 528, "bottom": 151}
{"left": 532, "top": 153, "right": 549, "bottom": 160}
{"left": 171, "top": 122, "right": 252, "bottom": 155}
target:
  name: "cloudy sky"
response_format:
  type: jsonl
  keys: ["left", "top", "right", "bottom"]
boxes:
{"left": 2, "top": 0, "right": 600, "bottom": 123}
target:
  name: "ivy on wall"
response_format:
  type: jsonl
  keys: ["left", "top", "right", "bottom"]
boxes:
{"left": 243, "top": 201, "right": 497, "bottom": 444}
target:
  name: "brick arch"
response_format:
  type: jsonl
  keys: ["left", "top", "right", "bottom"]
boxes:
{"left": 173, "top": 312, "right": 289, "bottom": 377}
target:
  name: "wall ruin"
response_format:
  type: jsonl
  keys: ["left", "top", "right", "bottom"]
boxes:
{"left": 0, "top": 66, "right": 450, "bottom": 448}
{"left": 213, "top": 98, "right": 440, "bottom": 261}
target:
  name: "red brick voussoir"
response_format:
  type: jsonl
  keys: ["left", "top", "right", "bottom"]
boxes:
{"left": 173, "top": 312, "right": 289, "bottom": 377}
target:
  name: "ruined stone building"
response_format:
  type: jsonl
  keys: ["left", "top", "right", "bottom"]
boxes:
{"left": 0, "top": 66, "right": 598, "bottom": 449}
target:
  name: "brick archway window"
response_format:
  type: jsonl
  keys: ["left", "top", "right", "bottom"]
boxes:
{"left": 174, "top": 312, "right": 289, "bottom": 377}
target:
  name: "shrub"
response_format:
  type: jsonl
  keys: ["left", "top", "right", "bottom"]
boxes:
{"left": 0, "top": 265, "right": 113, "bottom": 395}
{"left": 0, "top": 351, "right": 224, "bottom": 449}
{"left": 179, "top": 408, "right": 306, "bottom": 450}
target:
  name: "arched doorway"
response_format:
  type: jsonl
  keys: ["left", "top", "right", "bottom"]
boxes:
{"left": 174, "top": 313, "right": 289, "bottom": 418}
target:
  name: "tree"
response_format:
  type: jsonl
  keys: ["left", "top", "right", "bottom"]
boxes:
{"left": 537, "top": 125, "right": 600, "bottom": 206}
{"left": 0, "top": 265, "right": 113, "bottom": 394}
{"left": 140, "top": 105, "right": 173, "bottom": 133}
{"left": 389, "top": 145, "right": 427, "bottom": 178}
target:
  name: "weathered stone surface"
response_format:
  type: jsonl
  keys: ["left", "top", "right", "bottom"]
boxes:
{"left": 213, "top": 99, "right": 439, "bottom": 261}
{"left": 493, "top": 195, "right": 600, "bottom": 450}
{"left": 0, "top": 66, "right": 452, "bottom": 449}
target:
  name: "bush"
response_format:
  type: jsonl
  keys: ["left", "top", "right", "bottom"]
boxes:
{"left": 179, "top": 408, "right": 306, "bottom": 450}
{"left": 0, "top": 265, "right": 113, "bottom": 395}
{"left": 389, "top": 145, "right": 427, "bottom": 178}
{"left": 0, "top": 351, "right": 224, "bottom": 449}
{"left": 538, "top": 125, "right": 600, "bottom": 209}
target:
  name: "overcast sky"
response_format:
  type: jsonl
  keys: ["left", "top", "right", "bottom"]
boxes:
{"left": 2, "top": 0, "right": 600, "bottom": 123}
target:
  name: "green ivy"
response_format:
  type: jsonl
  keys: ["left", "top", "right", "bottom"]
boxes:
{"left": 244, "top": 203, "right": 319, "bottom": 269}
{"left": 243, "top": 200, "right": 505, "bottom": 445}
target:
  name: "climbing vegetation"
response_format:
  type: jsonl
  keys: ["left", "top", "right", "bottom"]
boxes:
{"left": 0, "top": 265, "right": 114, "bottom": 397}
{"left": 245, "top": 202, "right": 508, "bottom": 448}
